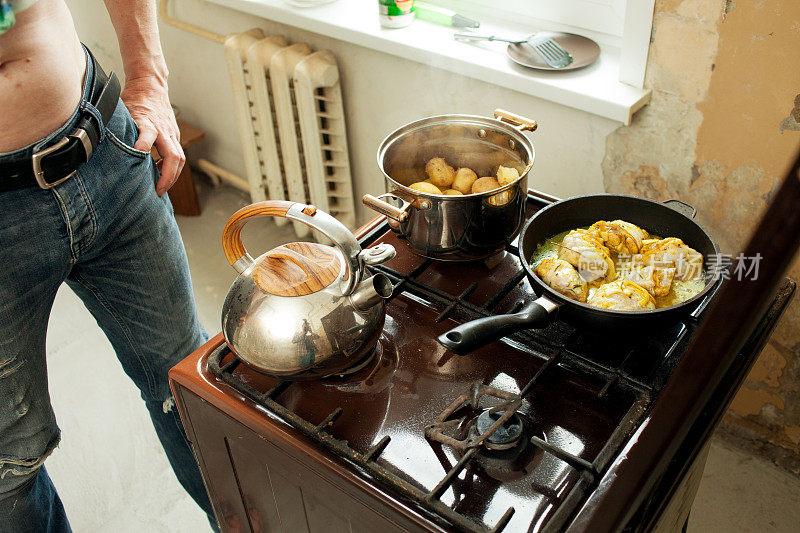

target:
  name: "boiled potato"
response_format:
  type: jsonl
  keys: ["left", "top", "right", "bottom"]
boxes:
{"left": 391, "top": 168, "right": 421, "bottom": 186}
{"left": 452, "top": 168, "right": 478, "bottom": 194}
{"left": 496, "top": 165, "right": 520, "bottom": 186}
{"left": 443, "top": 189, "right": 463, "bottom": 195}
{"left": 425, "top": 157, "right": 456, "bottom": 188}
{"left": 471, "top": 176, "right": 501, "bottom": 195}
{"left": 409, "top": 181, "right": 442, "bottom": 194}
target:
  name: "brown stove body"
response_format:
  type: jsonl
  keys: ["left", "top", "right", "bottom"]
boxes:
{"left": 169, "top": 191, "right": 795, "bottom": 533}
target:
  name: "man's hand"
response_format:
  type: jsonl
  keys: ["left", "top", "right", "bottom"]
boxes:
{"left": 103, "top": 0, "right": 180, "bottom": 197}
{"left": 122, "top": 76, "right": 184, "bottom": 197}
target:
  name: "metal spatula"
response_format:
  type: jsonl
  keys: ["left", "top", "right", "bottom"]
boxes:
{"left": 454, "top": 32, "right": 574, "bottom": 69}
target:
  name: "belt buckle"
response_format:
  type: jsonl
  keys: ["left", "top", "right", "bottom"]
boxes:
{"left": 31, "top": 128, "right": 93, "bottom": 189}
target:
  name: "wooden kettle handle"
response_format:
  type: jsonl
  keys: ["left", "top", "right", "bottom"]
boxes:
{"left": 222, "top": 200, "right": 318, "bottom": 267}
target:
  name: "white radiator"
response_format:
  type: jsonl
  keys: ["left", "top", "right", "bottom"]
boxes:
{"left": 224, "top": 30, "right": 356, "bottom": 237}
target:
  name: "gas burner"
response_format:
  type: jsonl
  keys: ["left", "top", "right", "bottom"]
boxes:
{"left": 425, "top": 383, "right": 522, "bottom": 453}
{"left": 319, "top": 335, "right": 399, "bottom": 393}
{"left": 461, "top": 412, "right": 545, "bottom": 482}
{"left": 425, "top": 384, "right": 552, "bottom": 482}
{"left": 475, "top": 410, "right": 523, "bottom": 451}
{"left": 327, "top": 343, "right": 381, "bottom": 378}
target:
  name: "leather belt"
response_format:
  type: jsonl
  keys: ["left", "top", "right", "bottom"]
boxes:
{"left": 0, "top": 49, "right": 121, "bottom": 192}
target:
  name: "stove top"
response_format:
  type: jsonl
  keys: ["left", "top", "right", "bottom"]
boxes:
{"left": 204, "top": 191, "right": 730, "bottom": 532}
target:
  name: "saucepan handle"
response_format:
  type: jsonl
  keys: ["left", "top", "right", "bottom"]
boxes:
{"left": 662, "top": 199, "right": 697, "bottom": 219}
{"left": 494, "top": 109, "right": 538, "bottom": 132}
{"left": 363, "top": 193, "right": 415, "bottom": 222}
{"left": 222, "top": 200, "right": 364, "bottom": 295}
{"left": 437, "top": 296, "right": 558, "bottom": 355}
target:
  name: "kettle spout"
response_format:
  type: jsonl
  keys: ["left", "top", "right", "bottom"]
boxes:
{"left": 350, "top": 274, "right": 393, "bottom": 311}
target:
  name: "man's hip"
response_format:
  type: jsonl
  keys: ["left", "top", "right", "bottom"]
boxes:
{"left": 0, "top": 45, "right": 122, "bottom": 193}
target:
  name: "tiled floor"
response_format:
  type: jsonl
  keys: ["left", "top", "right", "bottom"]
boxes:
{"left": 41, "top": 182, "right": 800, "bottom": 532}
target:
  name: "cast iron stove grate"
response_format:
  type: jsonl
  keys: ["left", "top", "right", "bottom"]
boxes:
{"left": 207, "top": 341, "right": 650, "bottom": 532}
{"left": 208, "top": 191, "right": 721, "bottom": 532}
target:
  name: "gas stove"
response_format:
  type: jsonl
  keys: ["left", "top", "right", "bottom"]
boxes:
{"left": 169, "top": 190, "right": 795, "bottom": 532}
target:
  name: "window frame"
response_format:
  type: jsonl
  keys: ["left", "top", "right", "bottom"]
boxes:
{"left": 198, "top": 0, "right": 653, "bottom": 123}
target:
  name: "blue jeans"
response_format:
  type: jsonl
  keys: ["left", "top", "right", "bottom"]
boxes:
{"left": 0, "top": 51, "right": 215, "bottom": 531}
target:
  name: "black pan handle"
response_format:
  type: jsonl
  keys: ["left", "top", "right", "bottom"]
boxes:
{"left": 437, "top": 296, "right": 559, "bottom": 355}
{"left": 662, "top": 199, "right": 697, "bottom": 218}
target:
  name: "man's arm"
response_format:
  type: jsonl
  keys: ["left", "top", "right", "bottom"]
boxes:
{"left": 103, "top": 0, "right": 183, "bottom": 196}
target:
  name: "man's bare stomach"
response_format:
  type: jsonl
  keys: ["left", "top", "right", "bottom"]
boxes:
{"left": 0, "top": 0, "right": 85, "bottom": 153}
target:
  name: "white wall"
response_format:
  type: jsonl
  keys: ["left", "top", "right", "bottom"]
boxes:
{"left": 67, "top": 0, "right": 618, "bottom": 224}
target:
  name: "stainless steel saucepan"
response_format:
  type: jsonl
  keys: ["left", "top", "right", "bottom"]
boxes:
{"left": 363, "top": 109, "right": 537, "bottom": 262}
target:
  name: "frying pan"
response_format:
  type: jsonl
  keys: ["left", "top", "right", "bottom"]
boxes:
{"left": 437, "top": 194, "right": 721, "bottom": 355}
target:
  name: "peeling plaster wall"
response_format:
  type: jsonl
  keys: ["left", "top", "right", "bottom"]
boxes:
{"left": 604, "top": 0, "right": 800, "bottom": 470}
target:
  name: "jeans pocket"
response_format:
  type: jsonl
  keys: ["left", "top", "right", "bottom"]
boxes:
{"left": 107, "top": 129, "right": 150, "bottom": 160}
{"left": 104, "top": 102, "right": 151, "bottom": 160}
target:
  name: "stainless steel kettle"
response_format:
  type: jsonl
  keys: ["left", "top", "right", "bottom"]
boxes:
{"left": 221, "top": 200, "right": 396, "bottom": 379}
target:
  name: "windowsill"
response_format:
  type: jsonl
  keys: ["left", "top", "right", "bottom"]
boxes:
{"left": 206, "top": 0, "right": 651, "bottom": 124}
